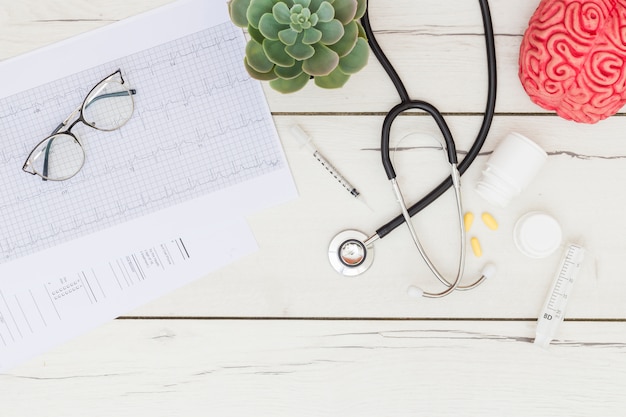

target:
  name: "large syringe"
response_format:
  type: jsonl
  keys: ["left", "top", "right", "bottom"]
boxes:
{"left": 534, "top": 243, "right": 585, "bottom": 348}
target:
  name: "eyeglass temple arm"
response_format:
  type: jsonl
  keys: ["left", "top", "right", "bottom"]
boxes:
{"left": 84, "top": 90, "right": 137, "bottom": 108}
{"left": 40, "top": 89, "right": 137, "bottom": 180}
{"left": 41, "top": 110, "right": 81, "bottom": 180}
{"left": 40, "top": 121, "right": 67, "bottom": 181}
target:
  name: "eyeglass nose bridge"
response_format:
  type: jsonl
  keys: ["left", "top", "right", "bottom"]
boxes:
{"left": 61, "top": 105, "right": 82, "bottom": 127}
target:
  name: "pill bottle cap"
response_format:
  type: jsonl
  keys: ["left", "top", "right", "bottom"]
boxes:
{"left": 513, "top": 212, "right": 562, "bottom": 258}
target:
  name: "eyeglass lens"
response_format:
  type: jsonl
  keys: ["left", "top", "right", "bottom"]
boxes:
{"left": 82, "top": 79, "right": 134, "bottom": 131}
{"left": 29, "top": 133, "right": 85, "bottom": 181}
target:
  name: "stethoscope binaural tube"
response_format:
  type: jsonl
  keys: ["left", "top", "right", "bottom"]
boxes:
{"left": 381, "top": 101, "right": 458, "bottom": 180}
{"left": 361, "top": 0, "right": 497, "bottom": 240}
{"left": 356, "top": 0, "right": 498, "bottom": 297}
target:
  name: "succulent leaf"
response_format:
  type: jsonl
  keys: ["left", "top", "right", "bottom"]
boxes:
{"left": 299, "top": 8, "right": 311, "bottom": 20}
{"left": 274, "top": 60, "right": 304, "bottom": 79}
{"left": 316, "top": 19, "right": 344, "bottom": 45}
{"left": 248, "top": 25, "right": 265, "bottom": 44}
{"left": 263, "top": 39, "right": 296, "bottom": 67}
{"left": 278, "top": 28, "right": 299, "bottom": 45}
{"left": 356, "top": 20, "right": 366, "bottom": 39}
{"left": 244, "top": 57, "right": 278, "bottom": 81}
{"left": 302, "top": 43, "right": 339, "bottom": 76}
{"left": 246, "top": 39, "right": 274, "bottom": 73}
{"left": 354, "top": 0, "right": 366, "bottom": 19}
{"left": 293, "top": 0, "right": 311, "bottom": 8}
{"left": 285, "top": 33, "right": 316, "bottom": 60}
{"left": 309, "top": 0, "right": 324, "bottom": 12}
{"left": 302, "top": 27, "right": 323, "bottom": 44}
{"left": 270, "top": 71, "right": 310, "bottom": 93}
{"left": 332, "top": 0, "right": 357, "bottom": 25}
{"left": 228, "top": 0, "right": 252, "bottom": 27}
{"left": 314, "top": 66, "right": 351, "bottom": 88}
{"left": 246, "top": 0, "right": 274, "bottom": 28}
{"left": 316, "top": 2, "right": 335, "bottom": 22}
{"left": 259, "top": 13, "right": 286, "bottom": 40}
{"left": 272, "top": 2, "right": 292, "bottom": 24}
{"left": 338, "top": 37, "right": 369, "bottom": 74}
{"left": 327, "top": 20, "right": 358, "bottom": 56}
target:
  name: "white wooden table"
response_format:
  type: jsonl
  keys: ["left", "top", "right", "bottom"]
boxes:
{"left": 2, "top": 0, "right": 626, "bottom": 415}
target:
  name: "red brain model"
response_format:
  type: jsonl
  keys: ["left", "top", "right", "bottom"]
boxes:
{"left": 519, "top": 0, "right": 626, "bottom": 123}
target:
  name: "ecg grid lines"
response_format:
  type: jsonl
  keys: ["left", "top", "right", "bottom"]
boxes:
{"left": 0, "top": 22, "right": 284, "bottom": 263}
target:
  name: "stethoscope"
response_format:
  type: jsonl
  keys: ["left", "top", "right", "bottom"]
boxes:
{"left": 328, "top": 0, "right": 498, "bottom": 298}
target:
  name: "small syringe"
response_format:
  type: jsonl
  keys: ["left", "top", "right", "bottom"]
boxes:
{"left": 534, "top": 243, "right": 585, "bottom": 348}
{"left": 290, "top": 125, "right": 361, "bottom": 199}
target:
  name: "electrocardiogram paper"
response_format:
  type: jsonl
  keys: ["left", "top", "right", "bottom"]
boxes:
{"left": 0, "top": 20, "right": 286, "bottom": 263}
{"left": 0, "top": 0, "right": 297, "bottom": 371}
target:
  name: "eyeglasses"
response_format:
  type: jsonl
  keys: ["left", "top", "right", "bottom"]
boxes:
{"left": 22, "top": 69, "right": 136, "bottom": 181}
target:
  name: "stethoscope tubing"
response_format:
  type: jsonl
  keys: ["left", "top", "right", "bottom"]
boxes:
{"left": 361, "top": 0, "right": 497, "bottom": 240}
{"left": 381, "top": 100, "right": 458, "bottom": 180}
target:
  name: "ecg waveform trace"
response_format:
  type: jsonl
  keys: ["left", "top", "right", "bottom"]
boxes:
{"left": 0, "top": 22, "right": 283, "bottom": 263}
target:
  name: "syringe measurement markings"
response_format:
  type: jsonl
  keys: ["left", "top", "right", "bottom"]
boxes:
{"left": 542, "top": 247, "right": 584, "bottom": 320}
{"left": 566, "top": 246, "right": 578, "bottom": 258}
{"left": 290, "top": 125, "right": 361, "bottom": 199}
{"left": 547, "top": 270, "right": 574, "bottom": 312}
{"left": 315, "top": 153, "right": 359, "bottom": 196}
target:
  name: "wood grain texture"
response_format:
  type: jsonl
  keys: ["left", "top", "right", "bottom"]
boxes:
{"left": 3, "top": 319, "right": 626, "bottom": 417}
{"left": 1, "top": 0, "right": 626, "bottom": 415}
{"left": 122, "top": 115, "right": 626, "bottom": 319}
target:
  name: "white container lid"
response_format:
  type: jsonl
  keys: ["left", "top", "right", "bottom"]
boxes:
{"left": 513, "top": 212, "right": 562, "bottom": 258}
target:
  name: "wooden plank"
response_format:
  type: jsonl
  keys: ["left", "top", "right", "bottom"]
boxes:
{"left": 114, "top": 114, "right": 626, "bottom": 319}
{"left": 2, "top": 319, "right": 625, "bottom": 417}
{"left": 0, "top": 0, "right": 568, "bottom": 113}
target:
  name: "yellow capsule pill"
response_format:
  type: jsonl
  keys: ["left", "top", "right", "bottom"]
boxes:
{"left": 481, "top": 212, "right": 499, "bottom": 230}
{"left": 463, "top": 212, "right": 475, "bottom": 232}
{"left": 470, "top": 237, "right": 482, "bottom": 257}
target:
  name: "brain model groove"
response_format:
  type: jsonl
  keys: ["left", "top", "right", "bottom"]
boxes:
{"left": 519, "top": 0, "right": 626, "bottom": 123}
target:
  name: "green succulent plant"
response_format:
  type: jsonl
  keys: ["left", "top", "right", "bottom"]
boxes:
{"left": 228, "top": 0, "right": 369, "bottom": 93}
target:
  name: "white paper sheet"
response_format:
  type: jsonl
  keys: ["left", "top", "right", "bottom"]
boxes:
{"left": 0, "top": 0, "right": 294, "bottom": 262}
{"left": 0, "top": 198, "right": 258, "bottom": 372}
{"left": 0, "top": 0, "right": 297, "bottom": 371}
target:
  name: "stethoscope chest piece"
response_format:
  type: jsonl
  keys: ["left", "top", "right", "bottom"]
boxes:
{"left": 328, "top": 230, "right": 374, "bottom": 277}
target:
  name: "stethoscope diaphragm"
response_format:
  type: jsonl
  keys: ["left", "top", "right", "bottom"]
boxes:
{"left": 328, "top": 230, "right": 374, "bottom": 277}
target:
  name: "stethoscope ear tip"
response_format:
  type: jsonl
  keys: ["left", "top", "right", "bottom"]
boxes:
{"left": 406, "top": 263, "right": 496, "bottom": 299}
{"left": 481, "top": 263, "right": 497, "bottom": 280}
{"left": 407, "top": 285, "right": 424, "bottom": 298}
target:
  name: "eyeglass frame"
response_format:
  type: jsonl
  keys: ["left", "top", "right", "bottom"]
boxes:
{"left": 22, "top": 69, "right": 137, "bottom": 181}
